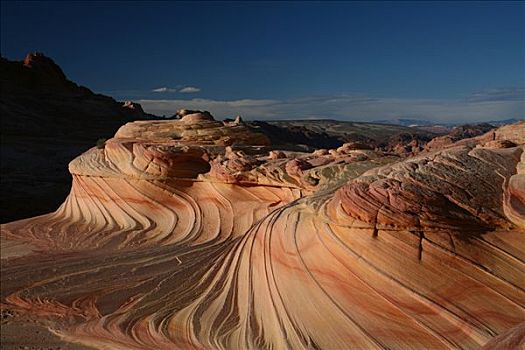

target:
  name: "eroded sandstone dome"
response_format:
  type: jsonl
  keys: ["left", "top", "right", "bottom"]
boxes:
{"left": 1, "top": 116, "right": 524, "bottom": 349}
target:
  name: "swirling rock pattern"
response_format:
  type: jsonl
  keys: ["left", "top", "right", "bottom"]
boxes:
{"left": 1, "top": 115, "right": 524, "bottom": 349}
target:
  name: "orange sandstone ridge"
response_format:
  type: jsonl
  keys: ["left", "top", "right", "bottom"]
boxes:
{"left": 1, "top": 112, "right": 524, "bottom": 349}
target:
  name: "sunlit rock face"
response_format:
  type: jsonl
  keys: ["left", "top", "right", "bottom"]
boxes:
{"left": 1, "top": 115, "right": 524, "bottom": 350}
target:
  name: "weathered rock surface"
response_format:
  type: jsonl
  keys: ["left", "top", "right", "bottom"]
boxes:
{"left": 1, "top": 113, "right": 524, "bottom": 349}
{"left": 424, "top": 123, "right": 496, "bottom": 151}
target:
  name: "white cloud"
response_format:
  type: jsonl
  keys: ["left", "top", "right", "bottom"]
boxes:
{"left": 179, "top": 86, "right": 201, "bottom": 93}
{"left": 152, "top": 87, "right": 178, "bottom": 93}
{"left": 151, "top": 86, "right": 201, "bottom": 93}
{"left": 136, "top": 90, "right": 524, "bottom": 123}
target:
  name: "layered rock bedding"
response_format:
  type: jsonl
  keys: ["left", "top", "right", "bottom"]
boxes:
{"left": 1, "top": 113, "right": 524, "bottom": 349}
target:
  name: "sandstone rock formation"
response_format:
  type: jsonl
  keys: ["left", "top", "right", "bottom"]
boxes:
{"left": 2, "top": 52, "right": 517, "bottom": 228}
{"left": 0, "top": 52, "right": 442, "bottom": 225}
{"left": 0, "top": 53, "right": 154, "bottom": 222}
{"left": 424, "top": 123, "right": 495, "bottom": 151}
{"left": 1, "top": 113, "right": 523, "bottom": 349}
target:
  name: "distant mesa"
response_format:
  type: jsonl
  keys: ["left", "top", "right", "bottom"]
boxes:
{"left": 373, "top": 118, "right": 439, "bottom": 127}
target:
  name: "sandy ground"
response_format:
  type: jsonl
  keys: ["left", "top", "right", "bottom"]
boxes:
{"left": 1, "top": 237, "right": 93, "bottom": 350}
{"left": 1, "top": 309, "right": 93, "bottom": 350}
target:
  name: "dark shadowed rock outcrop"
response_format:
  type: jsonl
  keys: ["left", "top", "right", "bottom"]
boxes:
{"left": 0, "top": 53, "right": 154, "bottom": 222}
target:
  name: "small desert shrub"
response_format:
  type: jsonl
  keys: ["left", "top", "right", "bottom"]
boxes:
{"left": 96, "top": 138, "right": 107, "bottom": 149}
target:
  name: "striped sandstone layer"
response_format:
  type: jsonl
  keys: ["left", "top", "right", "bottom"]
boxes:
{"left": 1, "top": 115, "right": 524, "bottom": 349}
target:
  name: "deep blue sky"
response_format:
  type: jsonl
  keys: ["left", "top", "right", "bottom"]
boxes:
{"left": 1, "top": 1, "right": 524, "bottom": 121}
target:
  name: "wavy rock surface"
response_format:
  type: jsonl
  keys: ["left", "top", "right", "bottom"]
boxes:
{"left": 1, "top": 115, "right": 524, "bottom": 349}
